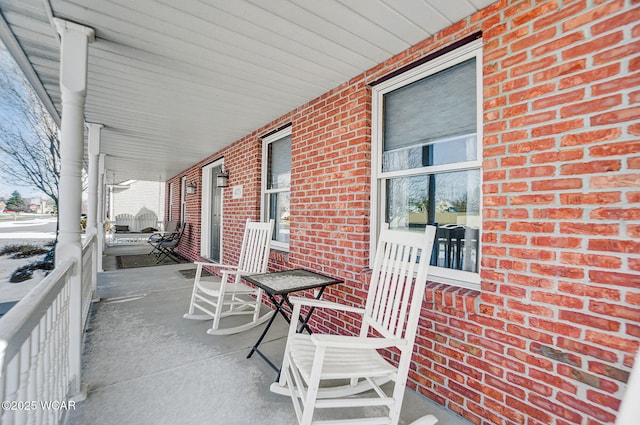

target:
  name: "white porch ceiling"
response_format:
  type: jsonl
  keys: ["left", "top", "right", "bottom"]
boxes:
{"left": 0, "top": 0, "right": 495, "bottom": 184}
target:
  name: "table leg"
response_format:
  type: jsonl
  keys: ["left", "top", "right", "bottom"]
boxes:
{"left": 246, "top": 285, "right": 333, "bottom": 379}
{"left": 247, "top": 295, "right": 286, "bottom": 361}
{"left": 296, "top": 286, "right": 326, "bottom": 333}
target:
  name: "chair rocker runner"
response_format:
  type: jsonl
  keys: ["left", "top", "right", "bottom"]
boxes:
{"left": 183, "top": 219, "right": 274, "bottom": 335}
{"left": 271, "top": 224, "right": 437, "bottom": 425}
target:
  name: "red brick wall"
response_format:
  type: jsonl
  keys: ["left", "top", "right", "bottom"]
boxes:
{"left": 472, "top": 1, "right": 638, "bottom": 423}
{"left": 167, "top": 113, "right": 294, "bottom": 265}
{"left": 168, "top": 1, "right": 639, "bottom": 424}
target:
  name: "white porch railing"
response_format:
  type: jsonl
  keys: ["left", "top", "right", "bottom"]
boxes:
{"left": 81, "top": 235, "right": 98, "bottom": 327}
{"left": 0, "top": 234, "right": 98, "bottom": 425}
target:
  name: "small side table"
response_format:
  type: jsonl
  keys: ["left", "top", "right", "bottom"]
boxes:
{"left": 242, "top": 269, "right": 343, "bottom": 375}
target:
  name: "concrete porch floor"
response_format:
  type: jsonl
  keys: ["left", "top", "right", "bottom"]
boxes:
{"left": 64, "top": 244, "right": 473, "bottom": 425}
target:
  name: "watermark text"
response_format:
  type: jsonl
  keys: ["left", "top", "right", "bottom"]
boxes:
{"left": 1, "top": 400, "right": 76, "bottom": 411}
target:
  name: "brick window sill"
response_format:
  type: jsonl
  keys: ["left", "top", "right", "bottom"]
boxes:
{"left": 425, "top": 281, "right": 479, "bottom": 315}
{"left": 268, "top": 249, "right": 290, "bottom": 270}
{"left": 359, "top": 269, "right": 480, "bottom": 315}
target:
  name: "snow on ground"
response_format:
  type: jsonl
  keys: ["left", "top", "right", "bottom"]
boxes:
{"left": 0, "top": 242, "right": 50, "bottom": 303}
{"left": 0, "top": 218, "right": 54, "bottom": 228}
{"left": 0, "top": 217, "right": 57, "bottom": 303}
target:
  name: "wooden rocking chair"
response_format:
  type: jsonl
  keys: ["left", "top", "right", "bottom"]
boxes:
{"left": 183, "top": 219, "right": 274, "bottom": 335}
{"left": 271, "top": 224, "right": 438, "bottom": 425}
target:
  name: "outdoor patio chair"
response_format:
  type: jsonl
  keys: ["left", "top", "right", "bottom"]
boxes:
{"left": 153, "top": 222, "right": 186, "bottom": 263}
{"left": 147, "top": 221, "right": 180, "bottom": 255}
{"left": 271, "top": 223, "right": 437, "bottom": 425}
{"left": 183, "top": 219, "right": 274, "bottom": 335}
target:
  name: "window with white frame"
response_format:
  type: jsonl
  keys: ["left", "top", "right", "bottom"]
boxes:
{"left": 371, "top": 40, "right": 483, "bottom": 288}
{"left": 262, "top": 126, "right": 291, "bottom": 249}
{"left": 180, "top": 176, "right": 186, "bottom": 224}
{"left": 168, "top": 182, "right": 174, "bottom": 221}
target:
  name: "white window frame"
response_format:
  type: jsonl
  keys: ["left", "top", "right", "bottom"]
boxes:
{"left": 168, "top": 182, "right": 174, "bottom": 221}
{"left": 371, "top": 39, "right": 483, "bottom": 289}
{"left": 180, "top": 176, "right": 186, "bottom": 224}
{"left": 261, "top": 126, "right": 292, "bottom": 251}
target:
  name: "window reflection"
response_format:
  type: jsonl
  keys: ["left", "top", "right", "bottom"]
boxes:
{"left": 264, "top": 129, "right": 291, "bottom": 246}
{"left": 386, "top": 169, "right": 480, "bottom": 273}
{"left": 269, "top": 192, "right": 290, "bottom": 244}
{"left": 267, "top": 136, "right": 291, "bottom": 190}
{"left": 383, "top": 134, "right": 477, "bottom": 172}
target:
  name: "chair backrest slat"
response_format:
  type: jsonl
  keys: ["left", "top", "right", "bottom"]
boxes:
{"left": 166, "top": 222, "right": 186, "bottom": 244}
{"left": 164, "top": 220, "right": 179, "bottom": 233}
{"left": 364, "top": 224, "right": 436, "bottom": 341}
{"left": 237, "top": 219, "right": 274, "bottom": 274}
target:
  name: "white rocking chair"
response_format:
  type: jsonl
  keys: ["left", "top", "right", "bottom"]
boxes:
{"left": 271, "top": 224, "right": 438, "bottom": 425}
{"left": 183, "top": 219, "right": 274, "bottom": 335}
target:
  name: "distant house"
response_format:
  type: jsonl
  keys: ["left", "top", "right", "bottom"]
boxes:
{"left": 28, "top": 197, "right": 54, "bottom": 214}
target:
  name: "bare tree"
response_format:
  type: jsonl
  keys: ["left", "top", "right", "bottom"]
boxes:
{"left": 0, "top": 48, "right": 60, "bottom": 209}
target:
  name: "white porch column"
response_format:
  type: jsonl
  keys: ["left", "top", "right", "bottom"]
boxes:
{"left": 86, "top": 123, "right": 103, "bottom": 295}
{"left": 53, "top": 17, "right": 94, "bottom": 399}
{"left": 97, "top": 153, "right": 106, "bottom": 270}
{"left": 85, "top": 123, "right": 102, "bottom": 236}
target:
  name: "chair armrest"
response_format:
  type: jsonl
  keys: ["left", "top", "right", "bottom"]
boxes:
{"left": 194, "top": 261, "right": 238, "bottom": 270}
{"left": 157, "top": 231, "right": 180, "bottom": 242}
{"left": 289, "top": 297, "right": 365, "bottom": 315}
{"left": 310, "top": 334, "right": 406, "bottom": 350}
